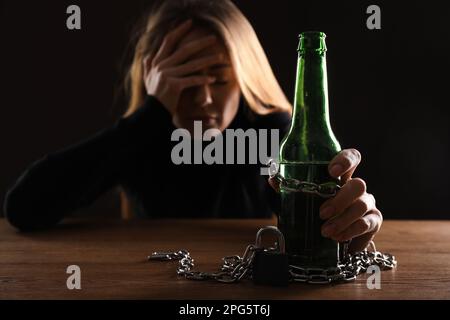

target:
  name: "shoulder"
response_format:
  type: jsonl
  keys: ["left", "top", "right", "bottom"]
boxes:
{"left": 237, "top": 96, "right": 291, "bottom": 131}
{"left": 224, "top": 96, "right": 292, "bottom": 134}
{"left": 251, "top": 109, "right": 292, "bottom": 132}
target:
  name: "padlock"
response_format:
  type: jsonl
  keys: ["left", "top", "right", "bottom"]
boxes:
{"left": 252, "top": 226, "right": 290, "bottom": 286}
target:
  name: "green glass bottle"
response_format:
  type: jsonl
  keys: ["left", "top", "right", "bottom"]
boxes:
{"left": 278, "top": 31, "right": 342, "bottom": 269}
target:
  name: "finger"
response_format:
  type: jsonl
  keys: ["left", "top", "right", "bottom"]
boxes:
{"left": 153, "top": 19, "right": 193, "bottom": 65}
{"left": 348, "top": 210, "right": 383, "bottom": 253}
{"left": 332, "top": 209, "right": 382, "bottom": 243}
{"left": 160, "top": 35, "right": 217, "bottom": 69}
{"left": 319, "top": 178, "right": 366, "bottom": 220}
{"left": 268, "top": 177, "right": 280, "bottom": 193}
{"left": 166, "top": 54, "right": 224, "bottom": 77}
{"left": 328, "top": 148, "right": 362, "bottom": 182}
{"left": 348, "top": 232, "right": 376, "bottom": 253}
{"left": 321, "top": 193, "right": 376, "bottom": 238}
{"left": 142, "top": 54, "right": 153, "bottom": 81}
{"left": 174, "top": 75, "right": 216, "bottom": 91}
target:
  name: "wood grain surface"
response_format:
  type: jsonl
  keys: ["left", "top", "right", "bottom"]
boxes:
{"left": 1, "top": 218, "right": 449, "bottom": 300}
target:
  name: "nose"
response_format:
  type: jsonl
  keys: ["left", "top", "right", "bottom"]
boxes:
{"left": 194, "top": 84, "right": 213, "bottom": 108}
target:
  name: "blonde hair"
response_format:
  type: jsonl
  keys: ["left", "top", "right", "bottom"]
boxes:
{"left": 123, "top": 0, "right": 292, "bottom": 117}
{"left": 119, "top": 0, "right": 292, "bottom": 219}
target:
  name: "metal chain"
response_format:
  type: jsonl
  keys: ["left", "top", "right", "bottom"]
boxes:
{"left": 148, "top": 241, "right": 397, "bottom": 284}
{"left": 275, "top": 173, "right": 341, "bottom": 198}
{"left": 148, "top": 244, "right": 260, "bottom": 283}
{"left": 268, "top": 159, "right": 341, "bottom": 198}
{"left": 289, "top": 242, "right": 397, "bottom": 284}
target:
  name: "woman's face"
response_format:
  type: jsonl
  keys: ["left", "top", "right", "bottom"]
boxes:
{"left": 173, "top": 27, "right": 241, "bottom": 135}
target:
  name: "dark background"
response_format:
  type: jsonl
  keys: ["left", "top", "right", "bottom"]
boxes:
{"left": 1, "top": 0, "right": 449, "bottom": 219}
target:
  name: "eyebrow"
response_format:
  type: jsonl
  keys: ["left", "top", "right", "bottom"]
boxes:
{"left": 186, "top": 63, "right": 232, "bottom": 77}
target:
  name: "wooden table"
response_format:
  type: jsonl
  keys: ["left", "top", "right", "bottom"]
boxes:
{"left": 1, "top": 218, "right": 449, "bottom": 300}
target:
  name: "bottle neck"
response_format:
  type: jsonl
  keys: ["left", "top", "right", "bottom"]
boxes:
{"left": 280, "top": 32, "right": 340, "bottom": 163}
{"left": 292, "top": 51, "right": 332, "bottom": 137}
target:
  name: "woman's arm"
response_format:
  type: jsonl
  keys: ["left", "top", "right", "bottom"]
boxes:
{"left": 4, "top": 95, "right": 172, "bottom": 231}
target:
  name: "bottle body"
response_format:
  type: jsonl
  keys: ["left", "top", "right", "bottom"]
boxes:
{"left": 278, "top": 162, "right": 340, "bottom": 268}
{"left": 278, "top": 32, "right": 341, "bottom": 268}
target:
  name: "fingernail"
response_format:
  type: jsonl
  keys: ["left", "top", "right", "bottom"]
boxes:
{"left": 322, "top": 223, "right": 335, "bottom": 237}
{"left": 320, "top": 206, "right": 334, "bottom": 220}
{"left": 330, "top": 164, "right": 343, "bottom": 177}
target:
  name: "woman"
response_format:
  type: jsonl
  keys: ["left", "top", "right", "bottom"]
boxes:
{"left": 3, "top": 0, "right": 381, "bottom": 253}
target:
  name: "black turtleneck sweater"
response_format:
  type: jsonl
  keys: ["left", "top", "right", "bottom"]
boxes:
{"left": 3, "top": 95, "right": 291, "bottom": 231}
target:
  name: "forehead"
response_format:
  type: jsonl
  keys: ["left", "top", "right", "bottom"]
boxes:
{"left": 176, "top": 27, "right": 230, "bottom": 61}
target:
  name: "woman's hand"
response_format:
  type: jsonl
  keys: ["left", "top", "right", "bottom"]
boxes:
{"left": 268, "top": 148, "right": 382, "bottom": 253}
{"left": 142, "top": 19, "right": 223, "bottom": 114}
{"left": 319, "top": 149, "right": 382, "bottom": 253}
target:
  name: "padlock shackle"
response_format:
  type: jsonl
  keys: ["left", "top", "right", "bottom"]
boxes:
{"left": 255, "top": 226, "right": 286, "bottom": 253}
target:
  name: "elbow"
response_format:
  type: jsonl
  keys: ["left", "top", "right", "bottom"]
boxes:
{"left": 4, "top": 185, "right": 38, "bottom": 231}
{"left": 3, "top": 183, "right": 61, "bottom": 232}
